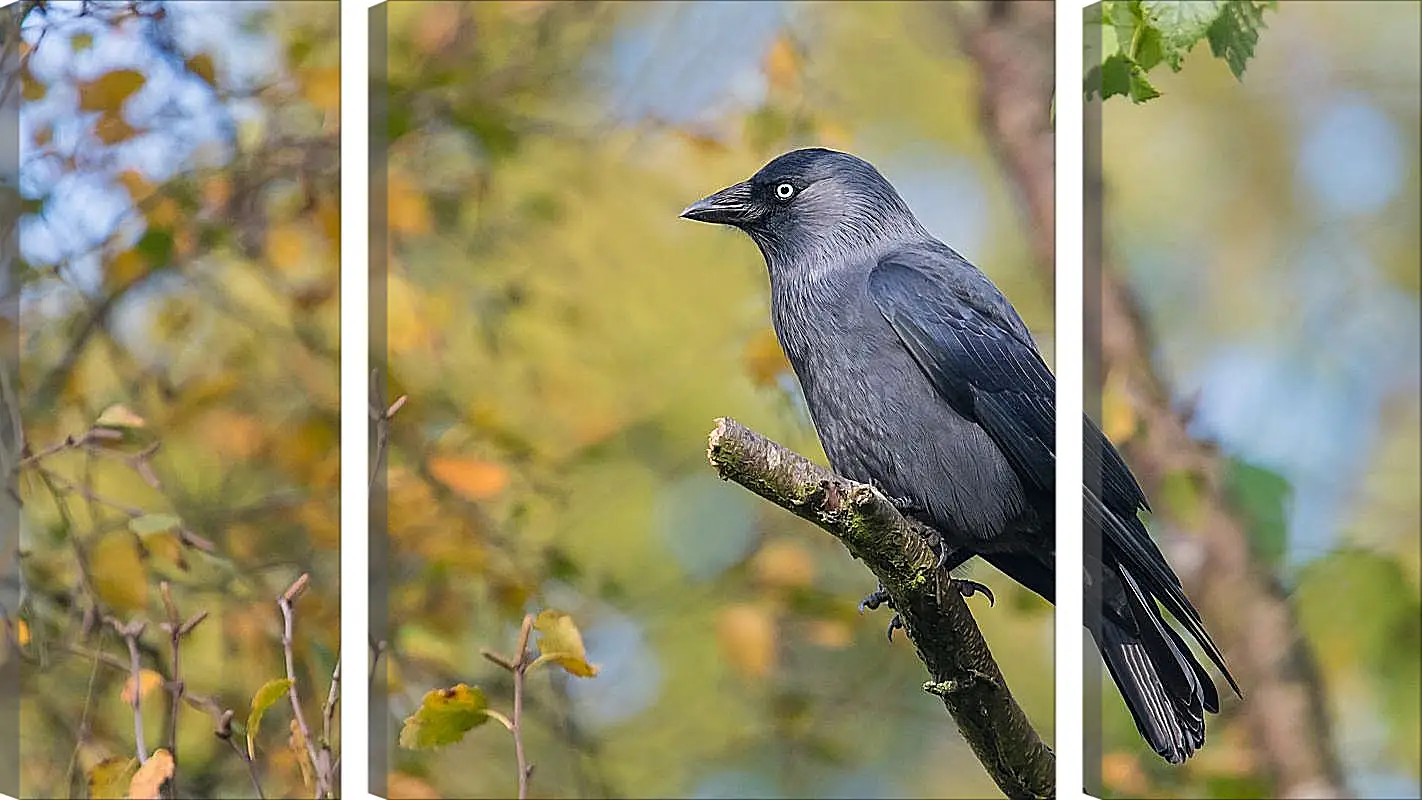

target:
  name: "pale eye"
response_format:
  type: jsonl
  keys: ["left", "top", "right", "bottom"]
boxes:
{"left": 774, "top": 182, "right": 796, "bottom": 200}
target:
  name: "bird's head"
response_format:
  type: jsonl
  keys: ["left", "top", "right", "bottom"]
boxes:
{"left": 680, "top": 148, "right": 922, "bottom": 263}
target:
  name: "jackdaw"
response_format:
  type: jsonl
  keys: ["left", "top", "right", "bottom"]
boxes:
{"left": 681, "top": 147, "right": 1241, "bottom": 763}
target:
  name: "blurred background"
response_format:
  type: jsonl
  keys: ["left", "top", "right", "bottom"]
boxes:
{"left": 9, "top": 1, "right": 340, "bottom": 796}
{"left": 377, "top": 2, "right": 1053, "bottom": 798}
{"left": 1097, "top": 2, "right": 1421, "bottom": 797}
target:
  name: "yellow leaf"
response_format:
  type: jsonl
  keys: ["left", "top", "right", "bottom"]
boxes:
{"left": 743, "top": 327, "right": 791, "bottom": 388}
{"left": 121, "top": 668, "right": 165, "bottom": 705}
{"left": 266, "top": 223, "right": 308, "bottom": 272}
{"left": 246, "top": 677, "right": 294, "bottom": 759}
{"left": 33, "top": 124, "right": 53, "bottom": 148}
{"left": 15, "top": 617, "right": 29, "bottom": 646}
{"left": 127, "top": 748, "right": 174, "bottom": 800}
{"left": 186, "top": 53, "right": 217, "bottom": 87}
{"left": 96, "top": 403, "right": 146, "bottom": 429}
{"left": 717, "top": 604, "right": 776, "bottom": 679}
{"left": 289, "top": 719, "right": 314, "bottom": 789}
{"left": 533, "top": 610, "right": 599, "bottom": 678}
{"left": 106, "top": 249, "right": 149, "bottom": 290}
{"left": 388, "top": 273, "right": 433, "bottom": 354}
{"left": 90, "top": 533, "right": 148, "bottom": 614}
{"left": 21, "top": 68, "right": 46, "bottom": 101}
{"left": 146, "top": 196, "right": 180, "bottom": 229}
{"left": 86, "top": 756, "right": 137, "bottom": 799}
{"left": 79, "top": 69, "right": 147, "bottom": 112}
{"left": 1101, "top": 368, "right": 1139, "bottom": 443}
{"left": 751, "top": 539, "right": 815, "bottom": 589}
{"left": 763, "top": 34, "right": 801, "bottom": 92}
{"left": 301, "top": 65, "right": 340, "bottom": 114}
{"left": 428, "top": 456, "right": 508, "bottom": 501}
{"left": 94, "top": 111, "right": 138, "bottom": 145}
{"left": 388, "top": 172, "right": 432, "bottom": 236}
{"left": 116, "top": 169, "right": 156, "bottom": 203}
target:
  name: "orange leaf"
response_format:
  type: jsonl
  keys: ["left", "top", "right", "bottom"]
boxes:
{"left": 116, "top": 169, "right": 155, "bottom": 203}
{"left": 266, "top": 223, "right": 309, "bottom": 272}
{"left": 301, "top": 66, "right": 340, "bottom": 114}
{"left": 717, "top": 604, "right": 776, "bottom": 679}
{"left": 763, "top": 35, "right": 801, "bottom": 93}
{"left": 388, "top": 172, "right": 432, "bottom": 236}
{"left": 428, "top": 456, "right": 508, "bottom": 501}
{"left": 751, "top": 539, "right": 815, "bottom": 589}
{"left": 121, "top": 668, "right": 165, "bottom": 705}
{"left": 127, "top": 748, "right": 174, "bottom": 799}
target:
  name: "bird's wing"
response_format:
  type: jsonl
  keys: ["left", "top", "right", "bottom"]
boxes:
{"left": 868, "top": 252, "right": 1055, "bottom": 495}
{"left": 869, "top": 251, "right": 1240, "bottom": 695}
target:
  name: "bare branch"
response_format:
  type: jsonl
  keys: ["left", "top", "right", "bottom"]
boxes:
{"left": 111, "top": 617, "right": 149, "bottom": 763}
{"left": 278, "top": 572, "right": 330, "bottom": 798}
{"left": 706, "top": 418, "right": 1053, "bottom": 800}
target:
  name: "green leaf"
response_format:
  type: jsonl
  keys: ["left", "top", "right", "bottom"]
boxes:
{"left": 1222, "top": 459, "right": 1291, "bottom": 569}
{"left": 398, "top": 683, "right": 491, "bottom": 749}
{"left": 246, "top": 677, "right": 294, "bottom": 759}
{"left": 1141, "top": 1, "right": 1224, "bottom": 53}
{"left": 136, "top": 229, "right": 175, "bottom": 266}
{"left": 1207, "top": 0, "right": 1271, "bottom": 79}
{"left": 129, "top": 513, "right": 182, "bottom": 536}
{"left": 1093, "top": 53, "right": 1160, "bottom": 104}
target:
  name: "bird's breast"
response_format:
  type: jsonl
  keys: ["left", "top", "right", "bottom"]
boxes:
{"left": 768, "top": 279, "right": 1035, "bottom": 546}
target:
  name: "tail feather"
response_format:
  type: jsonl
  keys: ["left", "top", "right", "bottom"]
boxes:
{"left": 1096, "top": 567, "right": 1211, "bottom": 764}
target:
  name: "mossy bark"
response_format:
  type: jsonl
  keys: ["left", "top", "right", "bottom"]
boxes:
{"left": 707, "top": 417, "right": 1055, "bottom": 800}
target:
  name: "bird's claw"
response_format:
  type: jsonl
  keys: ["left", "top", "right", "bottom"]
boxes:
{"left": 886, "top": 613, "right": 904, "bottom": 642}
{"left": 953, "top": 578, "right": 995, "bottom": 607}
{"left": 859, "top": 585, "right": 891, "bottom": 614}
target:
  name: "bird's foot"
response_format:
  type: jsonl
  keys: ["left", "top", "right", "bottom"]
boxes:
{"left": 858, "top": 584, "right": 892, "bottom": 614}
{"left": 952, "top": 578, "right": 995, "bottom": 608}
{"left": 885, "top": 613, "right": 904, "bottom": 642}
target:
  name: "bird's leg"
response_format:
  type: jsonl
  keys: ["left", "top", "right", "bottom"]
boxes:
{"left": 858, "top": 583, "right": 892, "bottom": 614}
{"left": 886, "top": 613, "right": 904, "bottom": 642}
{"left": 924, "top": 532, "right": 995, "bottom": 607}
{"left": 952, "top": 578, "right": 995, "bottom": 607}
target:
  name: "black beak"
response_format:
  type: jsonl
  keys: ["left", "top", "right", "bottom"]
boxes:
{"left": 679, "top": 181, "right": 756, "bottom": 226}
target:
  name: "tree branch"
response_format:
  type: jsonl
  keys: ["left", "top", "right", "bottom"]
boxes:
{"left": 706, "top": 418, "right": 1053, "bottom": 800}
{"left": 1097, "top": 266, "right": 1349, "bottom": 797}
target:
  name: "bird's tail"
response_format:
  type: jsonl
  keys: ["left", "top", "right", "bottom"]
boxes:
{"left": 1093, "top": 567, "right": 1219, "bottom": 764}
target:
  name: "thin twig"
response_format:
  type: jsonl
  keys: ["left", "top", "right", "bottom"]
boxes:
{"left": 157, "top": 581, "right": 208, "bottom": 799}
{"left": 62, "top": 627, "right": 106, "bottom": 794}
{"left": 318, "top": 656, "right": 340, "bottom": 790}
{"left": 278, "top": 573, "right": 328, "bottom": 799}
{"left": 217, "top": 709, "right": 267, "bottom": 800}
{"left": 111, "top": 617, "right": 149, "bottom": 764}
{"left": 369, "top": 368, "right": 407, "bottom": 491}
{"left": 511, "top": 614, "right": 535, "bottom": 800}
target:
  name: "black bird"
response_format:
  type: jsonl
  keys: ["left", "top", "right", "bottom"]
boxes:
{"left": 681, "top": 147, "right": 1241, "bottom": 763}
